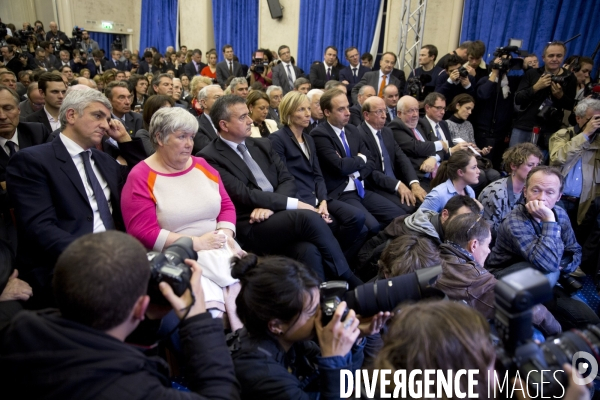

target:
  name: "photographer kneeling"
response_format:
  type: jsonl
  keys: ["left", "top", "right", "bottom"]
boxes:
{"left": 0, "top": 231, "right": 240, "bottom": 400}
{"left": 229, "top": 254, "right": 387, "bottom": 400}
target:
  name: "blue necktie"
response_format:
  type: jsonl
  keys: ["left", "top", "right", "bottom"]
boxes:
{"left": 376, "top": 131, "right": 395, "bottom": 178}
{"left": 339, "top": 130, "right": 364, "bottom": 198}
{"left": 435, "top": 124, "right": 443, "bottom": 140}
{"left": 80, "top": 151, "right": 115, "bottom": 230}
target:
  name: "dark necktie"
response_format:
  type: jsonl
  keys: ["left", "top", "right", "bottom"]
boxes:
{"left": 326, "top": 67, "right": 331, "bottom": 81}
{"left": 237, "top": 144, "right": 273, "bottom": 192}
{"left": 339, "top": 130, "right": 364, "bottom": 198}
{"left": 5, "top": 141, "right": 17, "bottom": 157}
{"left": 435, "top": 124, "right": 443, "bottom": 140}
{"left": 352, "top": 68, "right": 357, "bottom": 80}
{"left": 286, "top": 64, "right": 294, "bottom": 86}
{"left": 229, "top": 62, "right": 233, "bottom": 75}
{"left": 274, "top": 108, "right": 279, "bottom": 117}
{"left": 80, "top": 151, "right": 115, "bottom": 230}
{"left": 375, "top": 131, "right": 395, "bottom": 178}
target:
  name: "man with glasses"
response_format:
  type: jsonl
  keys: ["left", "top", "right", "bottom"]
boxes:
{"left": 339, "top": 47, "right": 370, "bottom": 106}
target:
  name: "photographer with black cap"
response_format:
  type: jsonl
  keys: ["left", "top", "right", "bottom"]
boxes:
{"left": 0, "top": 231, "right": 240, "bottom": 399}
{"left": 510, "top": 42, "right": 577, "bottom": 149}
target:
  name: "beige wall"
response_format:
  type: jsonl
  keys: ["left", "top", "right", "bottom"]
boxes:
{"left": 0, "top": 0, "right": 38, "bottom": 31}
{"left": 179, "top": 0, "right": 214, "bottom": 55}
{"left": 258, "top": 0, "right": 300, "bottom": 59}
{"left": 422, "top": 0, "right": 464, "bottom": 56}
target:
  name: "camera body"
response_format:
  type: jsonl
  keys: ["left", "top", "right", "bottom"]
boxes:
{"left": 146, "top": 237, "right": 197, "bottom": 306}
{"left": 406, "top": 77, "right": 422, "bottom": 99}
{"left": 457, "top": 66, "right": 469, "bottom": 78}
{"left": 492, "top": 46, "right": 526, "bottom": 73}
{"left": 494, "top": 268, "right": 600, "bottom": 397}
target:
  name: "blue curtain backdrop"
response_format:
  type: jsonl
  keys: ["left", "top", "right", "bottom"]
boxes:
{"left": 212, "top": 0, "right": 258, "bottom": 66}
{"left": 460, "top": 0, "right": 600, "bottom": 75}
{"left": 297, "top": 0, "right": 382, "bottom": 74}
{"left": 139, "top": 0, "right": 178, "bottom": 54}
{"left": 88, "top": 32, "right": 117, "bottom": 55}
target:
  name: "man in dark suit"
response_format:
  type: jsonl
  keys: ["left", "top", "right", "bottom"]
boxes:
{"left": 53, "top": 50, "right": 78, "bottom": 71}
{"left": 358, "top": 96, "right": 427, "bottom": 214}
{"left": 309, "top": 46, "right": 340, "bottom": 89}
{"left": 7, "top": 89, "right": 146, "bottom": 307}
{"left": 105, "top": 81, "right": 143, "bottom": 137}
{"left": 389, "top": 95, "right": 453, "bottom": 191}
{"left": 351, "top": 52, "right": 404, "bottom": 104}
{"left": 199, "top": 94, "right": 361, "bottom": 286}
{"left": 1, "top": 45, "right": 26, "bottom": 76}
{"left": 349, "top": 85, "right": 375, "bottom": 126}
{"left": 183, "top": 49, "right": 207, "bottom": 80}
{"left": 383, "top": 84, "right": 400, "bottom": 125}
{"left": 24, "top": 72, "right": 67, "bottom": 132}
{"left": 45, "top": 21, "right": 71, "bottom": 52}
{"left": 306, "top": 89, "right": 325, "bottom": 134}
{"left": 136, "top": 51, "right": 154, "bottom": 75}
{"left": 18, "top": 82, "right": 45, "bottom": 119}
{"left": 271, "top": 45, "right": 304, "bottom": 94}
{"left": 191, "top": 85, "right": 222, "bottom": 153}
{"left": 266, "top": 86, "right": 283, "bottom": 127}
{"left": 311, "top": 89, "right": 405, "bottom": 235}
{"left": 339, "top": 47, "right": 371, "bottom": 105}
{"left": 216, "top": 45, "right": 243, "bottom": 88}
{"left": 104, "top": 49, "right": 126, "bottom": 71}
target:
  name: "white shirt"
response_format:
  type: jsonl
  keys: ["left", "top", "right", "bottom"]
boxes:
{"left": 425, "top": 115, "right": 445, "bottom": 161}
{"left": 0, "top": 130, "right": 19, "bottom": 156}
{"left": 328, "top": 122, "right": 365, "bottom": 193}
{"left": 281, "top": 61, "right": 296, "bottom": 83}
{"left": 378, "top": 70, "right": 391, "bottom": 92}
{"left": 204, "top": 112, "right": 218, "bottom": 136}
{"left": 44, "top": 107, "right": 61, "bottom": 131}
{"left": 59, "top": 133, "right": 112, "bottom": 232}
{"left": 219, "top": 137, "right": 299, "bottom": 209}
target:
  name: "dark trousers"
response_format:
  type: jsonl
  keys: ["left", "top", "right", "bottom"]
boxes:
{"left": 338, "top": 190, "right": 404, "bottom": 235}
{"left": 327, "top": 199, "right": 368, "bottom": 261}
{"left": 371, "top": 188, "right": 417, "bottom": 215}
{"left": 240, "top": 210, "right": 350, "bottom": 282}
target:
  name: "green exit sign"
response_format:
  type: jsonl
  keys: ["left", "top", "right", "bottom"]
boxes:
{"left": 102, "top": 21, "right": 113, "bottom": 29}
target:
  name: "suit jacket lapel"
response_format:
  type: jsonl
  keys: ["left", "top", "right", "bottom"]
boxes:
{"left": 215, "top": 138, "right": 259, "bottom": 187}
{"left": 52, "top": 136, "right": 88, "bottom": 203}
{"left": 322, "top": 123, "right": 346, "bottom": 157}
{"left": 359, "top": 123, "right": 381, "bottom": 159}
{"left": 245, "top": 139, "right": 276, "bottom": 187}
{"left": 91, "top": 149, "right": 120, "bottom": 206}
{"left": 285, "top": 126, "right": 311, "bottom": 162}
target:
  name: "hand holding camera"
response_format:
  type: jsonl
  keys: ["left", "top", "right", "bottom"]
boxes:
{"left": 533, "top": 74, "right": 553, "bottom": 92}
{"left": 315, "top": 301, "right": 360, "bottom": 358}
{"left": 159, "top": 259, "right": 207, "bottom": 320}
{"left": 582, "top": 115, "right": 600, "bottom": 136}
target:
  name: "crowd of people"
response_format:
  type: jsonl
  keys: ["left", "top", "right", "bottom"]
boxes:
{"left": 0, "top": 18, "right": 600, "bottom": 399}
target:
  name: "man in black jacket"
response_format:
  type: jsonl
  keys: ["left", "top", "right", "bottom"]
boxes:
{"left": 0, "top": 231, "right": 240, "bottom": 400}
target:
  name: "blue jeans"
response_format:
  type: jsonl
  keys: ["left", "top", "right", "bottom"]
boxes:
{"left": 509, "top": 128, "right": 532, "bottom": 147}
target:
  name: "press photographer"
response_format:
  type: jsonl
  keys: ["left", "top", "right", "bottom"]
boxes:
{"left": 79, "top": 29, "right": 99, "bottom": 54}
{"left": 0, "top": 231, "right": 240, "bottom": 399}
{"left": 248, "top": 49, "right": 273, "bottom": 89}
{"left": 44, "top": 21, "right": 71, "bottom": 53}
{"left": 511, "top": 42, "right": 577, "bottom": 148}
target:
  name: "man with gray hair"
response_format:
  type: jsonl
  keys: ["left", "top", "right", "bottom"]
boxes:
{"left": 105, "top": 81, "right": 142, "bottom": 137}
{"left": 550, "top": 98, "right": 600, "bottom": 225}
{"left": 229, "top": 77, "right": 249, "bottom": 99}
{"left": 306, "top": 89, "right": 324, "bottom": 133}
{"left": 194, "top": 84, "right": 223, "bottom": 152}
{"left": 349, "top": 85, "right": 375, "bottom": 126}
{"left": 6, "top": 88, "right": 146, "bottom": 307}
{"left": 266, "top": 85, "right": 282, "bottom": 126}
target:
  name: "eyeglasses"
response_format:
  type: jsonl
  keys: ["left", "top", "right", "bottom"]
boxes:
{"left": 429, "top": 105, "right": 445, "bottom": 111}
{"left": 369, "top": 109, "right": 387, "bottom": 117}
{"left": 466, "top": 215, "right": 483, "bottom": 236}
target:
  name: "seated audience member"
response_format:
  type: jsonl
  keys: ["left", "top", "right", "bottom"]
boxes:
{"left": 549, "top": 98, "right": 600, "bottom": 227}
{"left": 230, "top": 254, "right": 382, "bottom": 399}
{"left": 389, "top": 95, "right": 447, "bottom": 190}
{"left": 358, "top": 96, "right": 426, "bottom": 213}
{"left": 305, "top": 88, "right": 324, "bottom": 133}
{"left": 18, "top": 82, "right": 45, "bottom": 119}
{"left": 184, "top": 49, "right": 207, "bottom": 80}
{"left": 378, "top": 234, "right": 442, "bottom": 279}
{"left": 269, "top": 91, "right": 367, "bottom": 260}
{"left": 7, "top": 89, "right": 146, "bottom": 307}
{"left": 229, "top": 77, "right": 249, "bottom": 99}
{"left": 135, "top": 95, "right": 175, "bottom": 156}
{"left": 200, "top": 94, "right": 362, "bottom": 286}
{"left": 171, "top": 77, "right": 188, "bottom": 108}
{"left": 358, "top": 195, "right": 480, "bottom": 278}
{"left": 406, "top": 44, "right": 443, "bottom": 98}
{"left": 181, "top": 74, "right": 191, "bottom": 98}
{"left": 324, "top": 79, "right": 347, "bottom": 94}
{"left": 419, "top": 150, "right": 479, "bottom": 213}
{"left": 479, "top": 143, "right": 542, "bottom": 240}
{"left": 201, "top": 49, "right": 218, "bottom": 81}
{"left": 187, "top": 76, "right": 213, "bottom": 116}
{"left": 311, "top": 89, "right": 406, "bottom": 235}
{"left": 93, "top": 74, "right": 104, "bottom": 92}
{"left": 434, "top": 54, "right": 475, "bottom": 104}
{"left": 382, "top": 84, "right": 400, "bottom": 125}
{"left": 247, "top": 90, "right": 278, "bottom": 138}
{"left": 129, "top": 74, "right": 149, "bottom": 108}
{"left": 293, "top": 77, "right": 311, "bottom": 94}
{"left": 79, "top": 68, "right": 91, "bottom": 79}
{"left": 266, "top": 85, "right": 283, "bottom": 127}
{"left": 446, "top": 93, "right": 500, "bottom": 193}
{"left": 195, "top": 84, "right": 223, "bottom": 148}
{"left": 0, "top": 231, "right": 240, "bottom": 399}
{"left": 105, "top": 81, "right": 143, "bottom": 137}
{"left": 349, "top": 85, "right": 375, "bottom": 127}
{"left": 136, "top": 51, "right": 154, "bottom": 75}
{"left": 149, "top": 73, "right": 173, "bottom": 97}
{"left": 24, "top": 72, "right": 66, "bottom": 136}
{"left": 360, "top": 52, "right": 373, "bottom": 69}
{"left": 486, "top": 166, "right": 580, "bottom": 288}
{"left": 351, "top": 52, "right": 403, "bottom": 104}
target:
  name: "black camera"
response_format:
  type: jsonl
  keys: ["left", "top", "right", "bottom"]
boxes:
{"left": 253, "top": 58, "right": 268, "bottom": 74}
{"left": 406, "top": 77, "right": 422, "bottom": 99}
{"left": 112, "top": 36, "right": 123, "bottom": 51}
{"left": 494, "top": 268, "right": 600, "bottom": 398}
{"left": 551, "top": 75, "right": 567, "bottom": 84}
{"left": 458, "top": 66, "right": 469, "bottom": 78}
{"left": 319, "top": 265, "right": 445, "bottom": 324}
{"left": 146, "top": 237, "right": 196, "bottom": 306}
{"left": 492, "top": 46, "right": 526, "bottom": 73}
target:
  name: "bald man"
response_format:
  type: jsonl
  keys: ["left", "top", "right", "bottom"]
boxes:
{"left": 45, "top": 22, "right": 72, "bottom": 51}
{"left": 388, "top": 96, "right": 447, "bottom": 190}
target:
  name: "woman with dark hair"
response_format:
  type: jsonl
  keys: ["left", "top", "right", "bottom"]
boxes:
{"left": 247, "top": 90, "right": 278, "bottom": 137}
{"left": 151, "top": 53, "right": 165, "bottom": 75}
{"left": 230, "top": 254, "right": 384, "bottom": 400}
{"left": 134, "top": 95, "right": 175, "bottom": 156}
{"left": 129, "top": 74, "right": 149, "bottom": 108}
{"left": 419, "top": 150, "right": 479, "bottom": 213}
